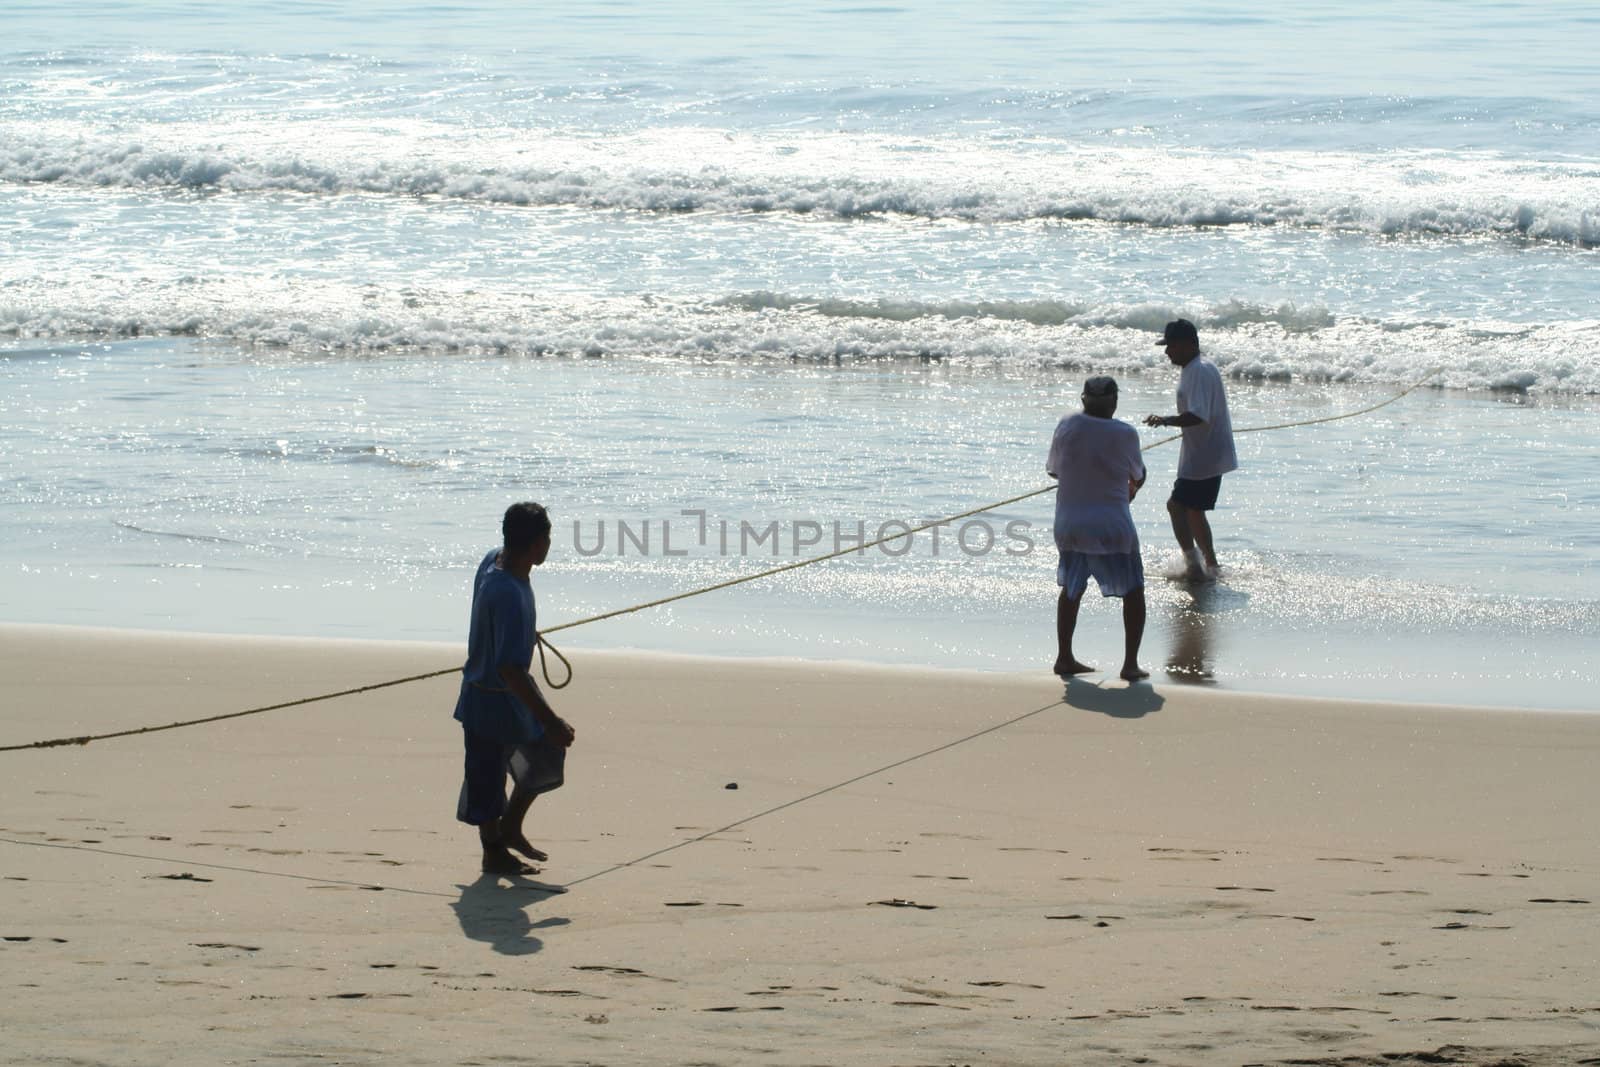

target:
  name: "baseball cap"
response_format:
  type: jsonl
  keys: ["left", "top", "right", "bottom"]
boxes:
{"left": 1156, "top": 319, "right": 1198, "bottom": 346}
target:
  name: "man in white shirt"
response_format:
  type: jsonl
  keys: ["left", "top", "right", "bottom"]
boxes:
{"left": 1047, "top": 376, "right": 1149, "bottom": 681}
{"left": 1144, "top": 319, "right": 1238, "bottom": 581}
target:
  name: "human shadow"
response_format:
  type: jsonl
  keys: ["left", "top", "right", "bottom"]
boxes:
{"left": 1062, "top": 676, "right": 1166, "bottom": 719}
{"left": 451, "top": 873, "right": 571, "bottom": 956}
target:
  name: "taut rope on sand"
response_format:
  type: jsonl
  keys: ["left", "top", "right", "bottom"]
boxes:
{"left": 0, "top": 368, "right": 1442, "bottom": 754}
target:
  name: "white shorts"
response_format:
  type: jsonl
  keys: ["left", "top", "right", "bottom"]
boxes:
{"left": 1056, "top": 550, "right": 1145, "bottom": 599}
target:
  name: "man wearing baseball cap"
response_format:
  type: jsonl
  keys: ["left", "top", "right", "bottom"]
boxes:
{"left": 1047, "top": 375, "right": 1148, "bottom": 680}
{"left": 1144, "top": 319, "right": 1237, "bottom": 581}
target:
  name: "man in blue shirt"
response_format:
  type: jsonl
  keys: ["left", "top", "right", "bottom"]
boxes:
{"left": 454, "top": 502, "right": 576, "bottom": 876}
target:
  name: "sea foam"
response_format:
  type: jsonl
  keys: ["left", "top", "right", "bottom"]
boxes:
{"left": 3, "top": 126, "right": 1597, "bottom": 246}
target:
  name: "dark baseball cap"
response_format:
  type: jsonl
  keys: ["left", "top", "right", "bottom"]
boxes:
{"left": 1082, "top": 375, "right": 1118, "bottom": 397}
{"left": 1156, "top": 319, "right": 1198, "bottom": 346}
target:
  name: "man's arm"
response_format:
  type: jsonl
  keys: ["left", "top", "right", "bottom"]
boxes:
{"left": 1145, "top": 412, "right": 1203, "bottom": 428}
{"left": 497, "top": 663, "right": 575, "bottom": 747}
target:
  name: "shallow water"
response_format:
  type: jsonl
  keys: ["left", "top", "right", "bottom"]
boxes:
{"left": 3, "top": 338, "right": 1595, "bottom": 708}
{"left": 2, "top": 2, "right": 1597, "bottom": 707}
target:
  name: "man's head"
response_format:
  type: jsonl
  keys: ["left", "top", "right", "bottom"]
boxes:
{"left": 503, "top": 501, "right": 552, "bottom": 567}
{"left": 1156, "top": 319, "right": 1200, "bottom": 365}
{"left": 1081, "top": 375, "right": 1118, "bottom": 417}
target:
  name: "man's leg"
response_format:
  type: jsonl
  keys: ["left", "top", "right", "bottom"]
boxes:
{"left": 1166, "top": 497, "right": 1195, "bottom": 554}
{"left": 462, "top": 732, "right": 537, "bottom": 875}
{"left": 1186, "top": 509, "right": 1218, "bottom": 573}
{"left": 1168, "top": 496, "right": 1210, "bottom": 579}
{"left": 498, "top": 784, "right": 548, "bottom": 863}
{"left": 1120, "top": 587, "right": 1149, "bottom": 681}
{"left": 1054, "top": 589, "right": 1093, "bottom": 676}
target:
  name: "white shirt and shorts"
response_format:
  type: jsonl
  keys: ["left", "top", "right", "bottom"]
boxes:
{"left": 1171, "top": 357, "right": 1238, "bottom": 510}
{"left": 1047, "top": 412, "right": 1147, "bottom": 598}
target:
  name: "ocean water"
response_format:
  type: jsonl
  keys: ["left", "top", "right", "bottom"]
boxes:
{"left": 2, "top": 2, "right": 1597, "bottom": 709}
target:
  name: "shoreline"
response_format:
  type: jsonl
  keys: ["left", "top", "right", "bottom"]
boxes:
{"left": 5, "top": 622, "right": 1600, "bottom": 1064}
{"left": 2, "top": 619, "right": 1587, "bottom": 723}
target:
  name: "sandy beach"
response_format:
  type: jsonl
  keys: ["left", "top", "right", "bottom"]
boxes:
{"left": 2, "top": 622, "right": 1598, "bottom": 1065}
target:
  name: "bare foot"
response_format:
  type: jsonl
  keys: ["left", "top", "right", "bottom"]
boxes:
{"left": 1120, "top": 663, "right": 1150, "bottom": 681}
{"left": 500, "top": 830, "right": 548, "bottom": 864}
{"left": 482, "top": 846, "right": 540, "bottom": 876}
{"left": 1053, "top": 658, "right": 1095, "bottom": 677}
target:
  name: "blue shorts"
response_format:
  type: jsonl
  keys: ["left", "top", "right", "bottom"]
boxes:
{"left": 1056, "top": 549, "right": 1145, "bottom": 599}
{"left": 1170, "top": 476, "right": 1222, "bottom": 511}
{"left": 456, "top": 729, "right": 566, "bottom": 826}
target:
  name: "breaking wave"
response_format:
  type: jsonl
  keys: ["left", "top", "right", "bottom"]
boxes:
{"left": 3, "top": 131, "right": 1597, "bottom": 245}
{"left": 3, "top": 280, "right": 1596, "bottom": 395}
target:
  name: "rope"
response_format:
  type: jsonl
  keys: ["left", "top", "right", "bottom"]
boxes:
{"left": 0, "top": 368, "right": 1440, "bottom": 754}
{"left": 561, "top": 696, "right": 1067, "bottom": 888}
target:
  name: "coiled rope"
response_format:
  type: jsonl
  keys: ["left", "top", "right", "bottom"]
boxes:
{"left": 0, "top": 368, "right": 1441, "bottom": 753}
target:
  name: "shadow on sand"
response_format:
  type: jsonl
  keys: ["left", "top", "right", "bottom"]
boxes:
{"left": 1063, "top": 676, "right": 1166, "bottom": 719}
{"left": 451, "top": 873, "right": 570, "bottom": 955}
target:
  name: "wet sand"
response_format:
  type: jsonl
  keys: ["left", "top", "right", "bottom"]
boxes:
{"left": 3, "top": 623, "right": 1598, "bottom": 1065}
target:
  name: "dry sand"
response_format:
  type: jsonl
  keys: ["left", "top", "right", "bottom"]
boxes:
{"left": 3, "top": 622, "right": 1598, "bottom": 1065}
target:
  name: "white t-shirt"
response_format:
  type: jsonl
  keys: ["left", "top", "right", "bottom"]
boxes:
{"left": 1176, "top": 357, "right": 1238, "bottom": 480}
{"left": 1047, "top": 412, "right": 1146, "bottom": 555}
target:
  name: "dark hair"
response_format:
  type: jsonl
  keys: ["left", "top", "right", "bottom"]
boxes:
{"left": 502, "top": 501, "right": 552, "bottom": 551}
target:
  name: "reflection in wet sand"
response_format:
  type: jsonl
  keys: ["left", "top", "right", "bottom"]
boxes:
{"left": 1164, "top": 583, "right": 1246, "bottom": 686}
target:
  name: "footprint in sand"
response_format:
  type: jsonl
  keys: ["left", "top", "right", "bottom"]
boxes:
{"left": 4, "top": 936, "right": 70, "bottom": 943}
{"left": 193, "top": 942, "right": 260, "bottom": 952}
{"left": 702, "top": 1005, "right": 784, "bottom": 1012}
{"left": 1380, "top": 991, "right": 1459, "bottom": 1000}
{"left": 871, "top": 899, "right": 937, "bottom": 910}
{"left": 1528, "top": 897, "right": 1590, "bottom": 904}
{"left": 1214, "top": 886, "right": 1275, "bottom": 893}
{"left": 573, "top": 965, "right": 676, "bottom": 982}
{"left": 146, "top": 872, "right": 212, "bottom": 883}
{"left": 307, "top": 884, "right": 387, "bottom": 892}
{"left": 969, "top": 980, "right": 1046, "bottom": 990}
{"left": 1459, "top": 872, "right": 1531, "bottom": 879}
{"left": 997, "top": 846, "right": 1070, "bottom": 854}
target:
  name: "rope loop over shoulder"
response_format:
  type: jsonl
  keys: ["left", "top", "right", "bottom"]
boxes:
{"left": 536, "top": 633, "right": 572, "bottom": 690}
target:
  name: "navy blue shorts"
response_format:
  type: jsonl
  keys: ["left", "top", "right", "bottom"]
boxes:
{"left": 1170, "top": 476, "right": 1222, "bottom": 511}
{"left": 456, "top": 729, "right": 566, "bottom": 826}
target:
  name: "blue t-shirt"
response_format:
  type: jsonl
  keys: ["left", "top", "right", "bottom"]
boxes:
{"left": 453, "top": 548, "right": 542, "bottom": 744}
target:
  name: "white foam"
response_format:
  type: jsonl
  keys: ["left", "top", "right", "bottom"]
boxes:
{"left": 3, "top": 124, "right": 1597, "bottom": 245}
{"left": 3, "top": 276, "right": 1597, "bottom": 395}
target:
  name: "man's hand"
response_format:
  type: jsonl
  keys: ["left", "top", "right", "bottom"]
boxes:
{"left": 1128, "top": 478, "right": 1141, "bottom": 501}
{"left": 1144, "top": 414, "right": 1169, "bottom": 428}
{"left": 547, "top": 716, "right": 576, "bottom": 748}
